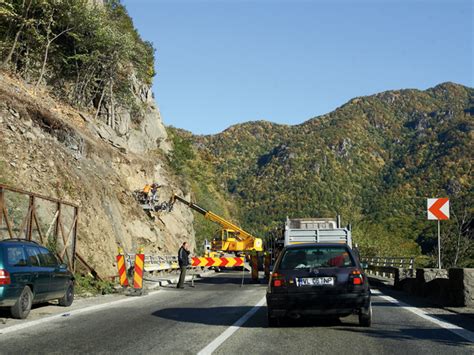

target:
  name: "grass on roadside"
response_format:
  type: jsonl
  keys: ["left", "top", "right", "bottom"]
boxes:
{"left": 74, "top": 274, "right": 116, "bottom": 296}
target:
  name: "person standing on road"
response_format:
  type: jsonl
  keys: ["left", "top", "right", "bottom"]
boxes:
{"left": 177, "top": 242, "right": 190, "bottom": 288}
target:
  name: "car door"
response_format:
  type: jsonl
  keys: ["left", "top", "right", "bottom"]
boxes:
{"left": 38, "top": 247, "right": 67, "bottom": 299}
{"left": 25, "top": 246, "right": 50, "bottom": 302}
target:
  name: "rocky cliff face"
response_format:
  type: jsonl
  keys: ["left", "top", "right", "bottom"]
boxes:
{"left": 0, "top": 72, "right": 194, "bottom": 277}
{"left": 93, "top": 74, "right": 171, "bottom": 155}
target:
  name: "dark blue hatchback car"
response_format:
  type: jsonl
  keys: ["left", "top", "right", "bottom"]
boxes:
{"left": 0, "top": 239, "right": 74, "bottom": 319}
{"left": 266, "top": 243, "right": 371, "bottom": 327}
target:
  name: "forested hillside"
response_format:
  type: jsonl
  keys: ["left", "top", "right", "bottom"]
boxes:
{"left": 171, "top": 83, "right": 473, "bottom": 267}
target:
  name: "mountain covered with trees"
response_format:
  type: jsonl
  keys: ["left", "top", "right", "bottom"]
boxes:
{"left": 169, "top": 83, "right": 473, "bottom": 267}
{"left": 1, "top": 0, "right": 472, "bottom": 270}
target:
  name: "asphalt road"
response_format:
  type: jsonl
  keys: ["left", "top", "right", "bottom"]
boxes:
{"left": 0, "top": 272, "right": 473, "bottom": 355}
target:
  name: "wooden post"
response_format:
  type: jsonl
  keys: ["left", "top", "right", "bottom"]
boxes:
{"left": 27, "top": 195, "right": 35, "bottom": 240}
{"left": 0, "top": 187, "right": 3, "bottom": 227}
{"left": 72, "top": 207, "right": 79, "bottom": 272}
{"left": 55, "top": 202, "right": 62, "bottom": 242}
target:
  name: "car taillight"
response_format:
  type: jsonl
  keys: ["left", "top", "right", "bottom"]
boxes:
{"left": 271, "top": 272, "right": 285, "bottom": 287}
{"left": 350, "top": 269, "right": 364, "bottom": 285}
{"left": 0, "top": 269, "right": 11, "bottom": 285}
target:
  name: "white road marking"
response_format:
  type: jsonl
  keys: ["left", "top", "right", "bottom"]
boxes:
{"left": 376, "top": 293, "right": 474, "bottom": 343}
{"left": 370, "top": 289, "right": 382, "bottom": 295}
{"left": 198, "top": 296, "right": 266, "bottom": 355}
{"left": 0, "top": 290, "right": 162, "bottom": 336}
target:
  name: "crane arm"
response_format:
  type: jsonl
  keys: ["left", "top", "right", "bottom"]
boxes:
{"left": 172, "top": 195, "right": 254, "bottom": 241}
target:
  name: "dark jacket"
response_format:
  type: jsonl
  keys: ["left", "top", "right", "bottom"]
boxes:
{"left": 178, "top": 246, "right": 190, "bottom": 267}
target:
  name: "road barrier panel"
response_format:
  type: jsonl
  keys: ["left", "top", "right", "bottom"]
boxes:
{"left": 116, "top": 252, "right": 129, "bottom": 287}
{"left": 133, "top": 253, "right": 145, "bottom": 290}
{"left": 191, "top": 256, "right": 244, "bottom": 267}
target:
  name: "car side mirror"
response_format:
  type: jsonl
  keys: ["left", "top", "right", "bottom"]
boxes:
{"left": 59, "top": 263, "right": 68, "bottom": 270}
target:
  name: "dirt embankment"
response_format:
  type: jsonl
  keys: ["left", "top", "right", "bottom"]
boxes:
{"left": 0, "top": 72, "right": 195, "bottom": 277}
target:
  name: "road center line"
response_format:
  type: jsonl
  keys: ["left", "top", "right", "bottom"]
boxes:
{"left": 198, "top": 296, "right": 266, "bottom": 355}
{"left": 0, "top": 290, "right": 162, "bottom": 336}
{"left": 377, "top": 293, "right": 474, "bottom": 343}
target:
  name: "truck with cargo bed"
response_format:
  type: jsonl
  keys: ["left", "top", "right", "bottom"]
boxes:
{"left": 280, "top": 216, "right": 352, "bottom": 248}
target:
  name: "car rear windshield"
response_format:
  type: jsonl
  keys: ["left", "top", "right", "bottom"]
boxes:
{"left": 279, "top": 246, "right": 354, "bottom": 270}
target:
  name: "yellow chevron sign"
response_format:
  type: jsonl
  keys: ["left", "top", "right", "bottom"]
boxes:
{"left": 191, "top": 257, "right": 244, "bottom": 267}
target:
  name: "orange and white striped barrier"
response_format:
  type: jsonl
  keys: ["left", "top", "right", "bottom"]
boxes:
{"left": 191, "top": 257, "right": 244, "bottom": 268}
{"left": 116, "top": 254, "right": 129, "bottom": 287}
{"left": 133, "top": 253, "right": 145, "bottom": 289}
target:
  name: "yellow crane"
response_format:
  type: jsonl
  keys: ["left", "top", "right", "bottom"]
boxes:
{"left": 171, "top": 194, "right": 263, "bottom": 254}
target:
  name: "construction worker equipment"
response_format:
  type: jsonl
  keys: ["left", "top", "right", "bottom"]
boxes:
{"left": 171, "top": 194, "right": 263, "bottom": 281}
{"left": 171, "top": 195, "right": 263, "bottom": 253}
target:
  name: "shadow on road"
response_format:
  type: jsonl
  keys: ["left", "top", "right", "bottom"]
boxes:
{"left": 336, "top": 326, "right": 472, "bottom": 347}
{"left": 154, "top": 305, "right": 361, "bottom": 329}
{"left": 0, "top": 301, "right": 56, "bottom": 319}
{"left": 193, "top": 275, "right": 268, "bottom": 286}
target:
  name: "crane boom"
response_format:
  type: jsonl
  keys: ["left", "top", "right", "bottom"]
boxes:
{"left": 172, "top": 194, "right": 263, "bottom": 252}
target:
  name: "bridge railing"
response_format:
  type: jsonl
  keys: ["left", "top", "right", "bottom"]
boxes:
{"left": 362, "top": 256, "right": 415, "bottom": 279}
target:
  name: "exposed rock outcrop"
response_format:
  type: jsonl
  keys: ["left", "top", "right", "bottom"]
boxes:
{"left": 0, "top": 72, "right": 193, "bottom": 277}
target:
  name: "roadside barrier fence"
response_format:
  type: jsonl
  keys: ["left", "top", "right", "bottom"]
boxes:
{"left": 362, "top": 257, "right": 415, "bottom": 279}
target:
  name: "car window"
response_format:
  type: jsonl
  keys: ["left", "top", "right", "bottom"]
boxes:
{"left": 280, "top": 246, "right": 354, "bottom": 270}
{"left": 38, "top": 247, "right": 58, "bottom": 267}
{"left": 25, "top": 246, "right": 41, "bottom": 267}
{"left": 7, "top": 246, "right": 28, "bottom": 267}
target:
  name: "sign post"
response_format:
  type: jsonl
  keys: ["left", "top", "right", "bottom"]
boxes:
{"left": 427, "top": 198, "right": 449, "bottom": 269}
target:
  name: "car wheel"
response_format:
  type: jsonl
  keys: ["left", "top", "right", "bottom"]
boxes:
{"left": 58, "top": 281, "right": 74, "bottom": 307}
{"left": 359, "top": 303, "right": 372, "bottom": 327}
{"left": 11, "top": 286, "right": 33, "bottom": 319}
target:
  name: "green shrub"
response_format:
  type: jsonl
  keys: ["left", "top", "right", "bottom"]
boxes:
{"left": 74, "top": 274, "right": 115, "bottom": 296}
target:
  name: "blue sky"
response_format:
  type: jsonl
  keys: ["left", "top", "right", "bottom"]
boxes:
{"left": 123, "top": 0, "right": 473, "bottom": 135}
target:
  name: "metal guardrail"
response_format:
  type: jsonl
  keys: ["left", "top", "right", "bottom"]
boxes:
{"left": 362, "top": 257, "right": 415, "bottom": 279}
{"left": 125, "top": 254, "right": 181, "bottom": 272}
{"left": 363, "top": 257, "right": 414, "bottom": 269}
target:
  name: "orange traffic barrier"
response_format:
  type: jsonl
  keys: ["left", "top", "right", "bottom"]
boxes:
{"left": 191, "top": 256, "right": 244, "bottom": 267}
{"left": 133, "top": 253, "right": 145, "bottom": 289}
{"left": 116, "top": 249, "right": 129, "bottom": 287}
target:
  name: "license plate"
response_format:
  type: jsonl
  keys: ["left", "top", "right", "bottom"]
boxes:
{"left": 296, "top": 277, "right": 334, "bottom": 287}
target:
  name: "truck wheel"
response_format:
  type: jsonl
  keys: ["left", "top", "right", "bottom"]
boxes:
{"left": 11, "top": 286, "right": 33, "bottom": 319}
{"left": 359, "top": 303, "right": 372, "bottom": 327}
{"left": 58, "top": 281, "right": 74, "bottom": 307}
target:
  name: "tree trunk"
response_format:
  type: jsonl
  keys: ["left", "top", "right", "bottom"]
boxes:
{"left": 110, "top": 80, "right": 115, "bottom": 130}
{"left": 2, "top": 27, "right": 23, "bottom": 68}
{"left": 2, "top": 0, "right": 33, "bottom": 68}
{"left": 94, "top": 82, "right": 107, "bottom": 121}
{"left": 35, "top": 41, "right": 51, "bottom": 91}
{"left": 35, "top": 17, "right": 72, "bottom": 91}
